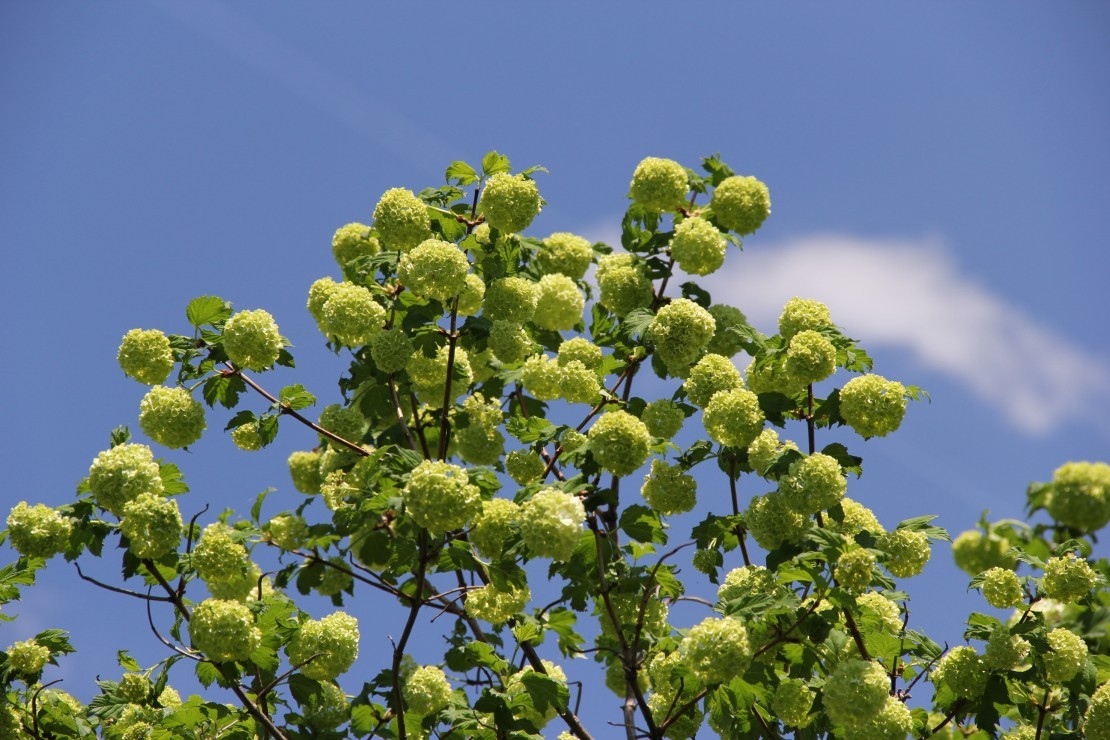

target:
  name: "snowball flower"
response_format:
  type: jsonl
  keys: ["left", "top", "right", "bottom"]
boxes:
{"left": 532, "top": 273, "right": 584, "bottom": 330}
{"left": 836, "top": 548, "right": 876, "bottom": 593}
{"left": 331, "top": 222, "right": 379, "bottom": 266}
{"left": 470, "top": 498, "right": 519, "bottom": 560}
{"left": 596, "top": 253, "right": 652, "bottom": 317}
{"left": 557, "top": 337, "right": 603, "bottom": 369}
{"left": 520, "top": 488, "right": 586, "bottom": 561}
{"left": 745, "top": 492, "right": 807, "bottom": 550}
{"left": 537, "top": 232, "right": 593, "bottom": 279}
{"left": 649, "top": 298, "right": 716, "bottom": 372}
{"left": 683, "top": 353, "right": 742, "bottom": 408}
{"left": 318, "top": 404, "right": 366, "bottom": 445}
{"left": 839, "top": 373, "right": 908, "bottom": 438}
{"left": 931, "top": 646, "right": 988, "bottom": 699}
{"left": 783, "top": 329, "right": 836, "bottom": 386}
{"left": 373, "top": 187, "right": 430, "bottom": 251}
{"left": 286, "top": 612, "right": 360, "bottom": 680}
{"left": 710, "top": 175, "right": 771, "bottom": 235}
{"left": 680, "top": 616, "right": 751, "bottom": 684}
{"left": 480, "top": 172, "right": 541, "bottom": 233}
{"left": 397, "top": 238, "right": 471, "bottom": 303}
{"left": 878, "top": 528, "right": 931, "bottom": 578}
{"left": 139, "top": 386, "right": 206, "bottom": 449}
{"left": 1042, "top": 552, "right": 1100, "bottom": 603}
{"left": 641, "top": 459, "right": 697, "bottom": 515}
{"left": 370, "top": 327, "right": 415, "bottom": 373}
{"left": 705, "top": 304, "right": 748, "bottom": 358}
{"left": 88, "top": 442, "right": 164, "bottom": 515}
{"left": 456, "top": 273, "right": 486, "bottom": 316}
{"left": 489, "top": 320, "right": 533, "bottom": 364}
{"left": 671, "top": 216, "right": 727, "bottom": 276}
{"left": 320, "top": 282, "right": 387, "bottom": 347}
{"left": 951, "top": 528, "right": 1015, "bottom": 576}
{"left": 1044, "top": 628, "right": 1087, "bottom": 683}
{"left": 747, "top": 428, "right": 798, "bottom": 477}
{"left": 466, "top": 583, "right": 530, "bottom": 624}
{"left": 118, "top": 328, "right": 174, "bottom": 385}
{"left": 521, "top": 354, "right": 562, "bottom": 401}
{"left": 506, "top": 449, "right": 545, "bottom": 485}
{"left": 981, "top": 567, "right": 1024, "bottom": 608}
{"left": 703, "top": 387, "right": 764, "bottom": 448}
{"left": 778, "top": 297, "right": 832, "bottom": 339}
{"left": 7, "top": 639, "right": 50, "bottom": 677}
{"left": 222, "top": 309, "right": 282, "bottom": 371}
{"left": 1046, "top": 461, "right": 1110, "bottom": 532}
{"left": 287, "top": 450, "right": 323, "bottom": 494}
{"left": 120, "top": 493, "right": 182, "bottom": 558}
{"left": 772, "top": 679, "right": 815, "bottom": 728}
{"left": 403, "top": 461, "right": 481, "bottom": 535}
{"left": 6, "top": 502, "right": 73, "bottom": 559}
{"left": 822, "top": 659, "right": 889, "bottom": 729}
{"left": 1085, "top": 681, "right": 1110, "bottom": 739}
{"left": 484, "top": 276, "right": 538, "bottom": 323}
{"left": 588, "top": 410, "right": 652, "bottom": 476}
{"left": 641, "top": 399, "right": 685, "bottom": 439}
{"left": 781, "top": 452, "right": 846, "bottom": 515}
{"left": 628, "top": 157, "right": 688, "bottom": 212}
{"left": 404, "top": 665, "right": 453, "bottom": 716}
{"left": 190, "top": 599, "right": 261, "bottom": 663}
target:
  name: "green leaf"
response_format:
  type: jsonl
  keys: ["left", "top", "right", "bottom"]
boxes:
{"left": 505, "top": 416, "right": 556, "bottom": 444}
{"left": 463, "top": 641, "right": 509, "bottom": 675}
{"left": 619, "top": 504, "right": 667, "bottom": 544}
{"left": 679, "top": 281, "right": 712, "bottom": 308}
{"left": 445, "top": 160, "right": 479, "bottom": 186}
{"left": 195, "top": 661, "right": 221, "bottom": 688}
{"left": 159, "top": 462, "right": 189, "bottom": 494}
{"left": 117, "top": 650, "right": 141, "bottom": 672}
{"left": 620, "top": 307, "right": 656, "bottom": 339}
{"left": 481, "top": 151, "right": 511, "bottom": 177}
{"left": 512, "top": 621, "right": 542, "bottom": 645}
{"left": 202, "top": 373, "right": 246, "bottom": 409}
{"left": 349, "top": 704, "right": 380, "bottom": 736}
{"left": 34, "top": 628, "right": 75, "bottom": 654}
{"left": 186, "top": 296, "right": 232, "bottom": 328}
{"left": 279, "top": 384, "right": 317, "bottom": 411}
{"left": 820, "top": 442, "right": 863, "bottom": 477}
{"left": 520, "top": 671, "right": 568, "bottom": 715}
{"left": 109, "top": 425, "right": 131, "bottom": 447}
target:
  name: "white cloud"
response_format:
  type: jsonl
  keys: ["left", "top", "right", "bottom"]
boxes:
{"left": 692, "top": 234, "right": 1110, "bottom": 436}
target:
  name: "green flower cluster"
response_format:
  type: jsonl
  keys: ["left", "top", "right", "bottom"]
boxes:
{"left": 306, "top": 276, "right": 340, "bottom": 334}
{"left": 747, "top": 428, "right": 798, "bottom": 477}
{"left": 1042, "top": 553, "right": 1099, "bottom": 603}
{"left": 505, "top": 449, "right": 545, "bottom": 485}
{"left": 318, "top": 404, "right": 366, "bottom": 446}
{"left": 6, "top": 502, "right": 73, "bottom": 559}
{"left": 521, "top": 354, "right": 562, "bottom": 401}
{"left": 139, "top": 386, "right": 206, "bottom": 449}
{"left": 932, "top": 646, "right": 988, "bottom": 699}
{"left": 331, "top": 222, "right": 379, "bottom": 267}
{"left": 370, "top": 327, "right": 415, "bottom": 373}
{"left": 1046, "top": 461, "right": 1110, "bottom": 532}
{"left": 839, "top": 374, "right": 908, "bottom": 438}
{"left": 856, "top": 592, "right": 902, "bottom": 633}
{"left": 670, "top": 216, "right": 726, "bottom": 275}
{"left": 596, "top": 253, "right": 652, "bottom": 317}
{"left": 118, "top": 673, "right": 150, "bottom": 703}
{"left": 1086, "top": 682, "right": 1110, "bottom": 739}
{"left": 1044, "top": 628, "right": 1088, "bottom": 683}
{"left": 320, "top": 470, "right": 356, "bottom": 511}
{"left": 647, "top": 690, "right": 702, "bottom": 740}
{"left": 951, "top": 528, "right": 1015, "bottom": 576}
{"left": 641, "top": 459, "right": 697, "bottom": 515}
{"left": 287, "top": 450, "right": 323, "bottom": 494}
{"left": 222, "top": 309, "right": 282, "bottom": 371}
{"left": 404, "top": 665, "right": 452, "bottom": 716}
{"left": 710, "top": 175, "right": 771, "bottom": 235}
{"left": 843, "top": 696, "right": 914, "bottom": 740}
{"left": 560, "top": 429, "right": 586, "bottom": 452}
{"left": 772, "top": 679, "right": 815, "bottom": 728}
{"left": 984, "top": 626, "right": 1030, "bottom": 670}
{"left": 533, "top": 273, "right": 584, "bottom": 331}
{"left": 559, "top": 360, "right": 601, "bottom": 404}
{"left": 537, "top": 232, "right": 593, "bottom": 279}
{"left": 831, "top": 497, "right": 884, "bottom": 537}
{"left": 456, "top": 393, "right": 505, "bottom": 466}
{"left": 7, "top": 639, "right": 50, "bottom": 677}
{"left": 479, "top": 173, "right": 541, "bottom": 233}
{"left": 267, "top": 514, "right": 309, "bottom": 551}
{"left": 822, "top": 659, "right": 889, "bottom": 730}
{"left": 837, "top": 548, "right": 876, "bottom": 593}
{"left": 286, "top": 612, "right": 359, "bottom": 681}
{"left": 649, "top": 298, "right": 716, "bottom": 372}
{"left": 505, "top": 661, "right": 566, "bottom": 730}
{"left": 879, "top": 528, "right": 931, "bottom": 577}
{"left": 407, "top": 345, "right": 472, "bottom": 407}
{"left": 189, "top": 598, "right": 261, "bottom": 663}
{"left": 231, "top": 422, "right": 262, "bottom": 451}
{"left": 588, "top": 410, "right": 651, "bottom": 476}
{"left": 680, "top": 616, "right": 751, "bottom": 684}
{"left": 398, "top": 238, "right": 470, "bottom": 303}
{"left": 484, "top": 276, "right": 538, "bottom": 323}
{"left": 373, "top": 188, "right": 430, "bottom": 251}
{"left": 641, "top": 399, "right": 684, "bottom": 439}
{"left": 118, "top": 328, "right": 174, "bottom": 385}
{"left": 466, "top": 583, "right": 530, "bottom": 625}
{"left": 717, "top": 565, "right": 785, "bottom": 604}
{"left": 705, "top": 304, "right": 747, "bottom": 358}
{"left": 703, "top": 387, "right": 764, "bottom": 448}
{"left": 782, "top": 452, "right": 846, "bottom": 515}
{"left": 628, "top": 157, "right": 688, "bottom": 212}
{"left": 745, "top": 492, "right": 807, "bottom": 550}
{"left": 778, "top": 297, "right": 832, "bottom": 339}
{"left": 682, "top": 353, "right": 742, "bottom": 408}
{"left": 404, "top": 461, "right": 481, "bottom": 535}
{"left": 120, "top": 493, "right": 182, "bottom": 558}
{"left": 192, "top": 523, "right": 256, "bottom": 601}
{"left": 488, "top": 321, "right": 532, "bottom": 364}
{"left": 520, "top": 488, "right": 586, "bottom": 561}
{"left": 981, "top": 567, "right": 1024, "bottom": 608}
{"left": 783, "top": 329, "right": 836, "bottom": 386}
{"left": 88, "top": 443, "right": 164, "bottom": 515}
{"left": 302, "top": 681, "right": 350, "bottom": 730}
{"left": 557, "top": 337, "right": 602, "bottom": 369}
{"left": 320, "top": 282, "right": 387, "bottom": 347}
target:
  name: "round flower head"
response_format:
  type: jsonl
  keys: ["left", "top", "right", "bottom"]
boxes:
{"left": 286, "top": 612, "right": 359, "bottom": 681}
{"left": 588, "top": 410, "right": 651, "bottom": 476}
{"left": 772, "top": 679, "right": 815, "bottom": 728}
{"left": 717, "top": 565, "right": 784, "bottom": 604}
{"left": 331, "top": 222, "right": 379, "bottom": 267}
{"left": 370, "top": 327, "right": 414, "bottom": 373}
{"left": 839, "top": 374, "right": 908, "bottom": 438}
{"left": 745, "top": 356, "right": 805, "bottom": 398}
{"left": 470, "top": 347, "right": 497, "bottom": 384}
{"left": 641, "top": 459, "right": 697, "bottom": 515}
{"left": 781, "top": 452, "right": 846, "bottom": 515}
{"left": 932, "top": 646, "right": 988, "bottom": 699}
{"left": 118, "top": 673, "right": 150, "bottom": 703}
{"left": 856, "top": 592, "right": 902, "bottom": 633}
{"left": 318, "top": 404, "right": 366, "bottom": 446}
{"left": 710, "top": 175, "right": 771, "bottom": 235}
{"left": 559, "top": 360, "right": 601, "bottom": 404}
{"left": 466, "top": 583, "right": 530, "bottom": 624}
{"left": 489, "top": 320, "right": 533, "bottom": 364}
{"left": 455, "top": 393, "right": 506, "bottom": 466}
{"left": 878, "top": 528, "right": 931, "bottom": 578}
{"left": 118, "top": 329, "right": 174, "bottom": 385}
{"left": 190, "top": 598, "right": 261, "bottom": 663}
{"left": 641, "top": 399, "right": 685, "bottom": 439}
{"left": 557, "top": 337, "right": 603, "bottom": 370}
{"left": 231, "top": 421, "right": 263, "bottom": 451}
{"left": 397, "top": 238, "right": 470, "bottom": 303}
{"left": 832, "top": 497, "right": 884, "bottom": 537}
{"left": 520, "top": 488, "right": 586, "bottom": 561}
{"left": 984, "top": 625, "right": 1031, "bottom": 671}
{"left": 705, "top": 304, "right": 748, "bottom": 358}
{"left": 288, "top": 450, "right": 323, "bottom": 494}
{"left": 373, "top": 187, "right": 430, "bottom": 251}
{"left": 306, "top": 276, "right": 341, "bottom": 334}
{"left": 484, "top": 276, "right": 538, "bottom": 323}
{"left": 628, "top": 157, "right": 688, "bottom": 212}
{"left": 837, "top": 547, "right": 876, "bottom": 593}
{"left": 680, "top": 616, "right": 751, "bottom": 684}
{"left": 404, "top": 665, "right": 452, "bottom": 716}
{"left": 1085, "top": 681, "right": 1110, "bottom": 740}
{"left": 703, "top": 387, "right": 764, "bottom": 448}
{"left": 822, "top": 659, "right": 889, "bottom": 729}
{"left": 267, "top": 514, "right": 309, "bottom": 551}
{"left": 745, "top": 492, "right": 807, "bottom": 550}
{"left": 470, "top": 498, "right": 519, "bottom": 560}
{"left": 320, "top": 470, "right": 357, "bottom": 511}
{"left": 506, "top": 449, "right": 545, "bottom": 485}
{"left": 222, "top": 309, "right": 282, "bottom": 371}
{"left": 87, "top": 443, "right": 164, "bottom": 515}
{"left": 670, "top": 216, "right": 727, "bottom": 275}
{"left": 649, "top": 298, "right": 716, "bottom": 372}
{"left": 139, "top": 386, "right": 206, "bottom": 449}
{"left": 456, "top": 273, "right": 486, "bottom": 316}
{"left": 1042, "top": 552, "right": 1100, "bottom": 603}
{"left": 1046, "top": 461, "right": 1110, "bottom": 532}
{"left": 403, "top": 461, "right": 481, "bottom": 535}
{"left": 505, "top": 660, "right": 567, "bottom": 730}
{"left": 7, "top": 639, "right": 50, "bottom": 677}
{"left": 6, "top": 502, "right": 74, "bottom": 558}
{"left": 302, "top": 681, "right": 350, "bottom": 731}
{"left": 1044, "top": 628, "right": 1087, "bottom": 683}
{"left": 532, "top": 273, "right": 584, "bottom": 331}
{"left": 406, "top": 345, "right": 472, "bottom": 408}
{"left": 596, "top": 253, "right": 652, "bottom": 317}
{"left": 778, "top": 297, "right": 832, "bottom": 339}
{"left": 120, "top": 493, "right": 182, "bottom": 559}
{"left": 321, "top": 282, "right": 386, "bottom": 347}
{"left": 951, "top": 528, "right": 1016, "bottom": 576}
{"left": 647, "top": 690, "right": 703, "bottom": 740}
{"left": 521, "top": 354, "right": 562, "bottom": 401}
{"left": 596, "top": 592, "right": 669, "bottom": 640}
{"left": 981, "top": 567, "right": 1024, "bottom": 608}
{"left": 479, "top": 173, "right": 541, "bottom": 233}
{"left": 560, "top": 429, "right": 587, "bottom": 453}
{"left": 843, "top": 695, "right": 914, "bottom": 740}
{"left": 783, "top": 329, "right": 836, "bottom": 386}
{"left": 683, "top": 353, "right": 742, "bottom": 408}
{"left": 537, "top": 232, "right": 593, "bottom": 279}
{"left": 746, "top": 429, "right": 797, "bottom": 477}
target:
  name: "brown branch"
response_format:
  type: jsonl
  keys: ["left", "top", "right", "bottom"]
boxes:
{"left": 74, "top": 563, "right": 174, "bottom": 602}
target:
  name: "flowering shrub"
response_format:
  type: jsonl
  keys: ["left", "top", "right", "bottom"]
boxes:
{"left": 1, "top": 151, "right": 1108, "bottom": 740}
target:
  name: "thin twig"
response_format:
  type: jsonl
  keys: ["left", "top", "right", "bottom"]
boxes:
{"left": 74, "top": 563, "right": 173, "bottom": 602}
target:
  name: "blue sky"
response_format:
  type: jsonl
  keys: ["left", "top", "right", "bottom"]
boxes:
{"left": 2, "top": 0, "right": 1108, "bottom": 731}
